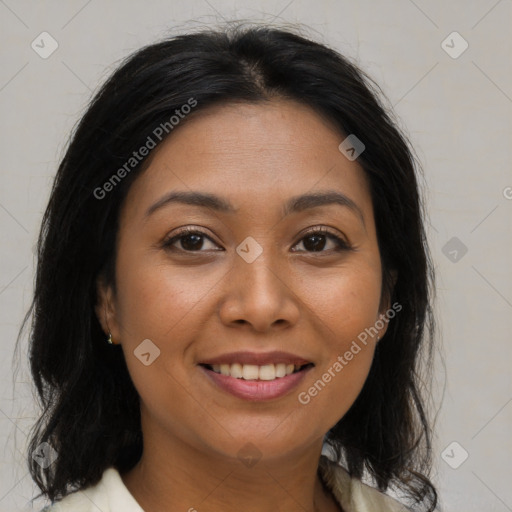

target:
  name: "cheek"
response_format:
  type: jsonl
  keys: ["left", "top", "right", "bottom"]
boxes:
{"left": 114, "top": 251, "right": 219, "bottom": 339}
{"left": 294, "top": 265, "right": 381, "bottom": 420}
{"left": 297, "top": 312, "right": 378, "bottom": 431}
{"left": 113, "top": 256, "right": 206, "bottom": 422}
{"left": 113, "top": 251, "right": 221, "bottom": 398}
{"left": 327, "top": 269, "right": 382, "bottom": 369}
{"left": 300, "top": 262, "right": 382, "bottom": 342}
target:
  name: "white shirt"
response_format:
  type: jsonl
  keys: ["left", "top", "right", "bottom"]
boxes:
{"left": 41, "top": 455, "right": 409, "bottom": 512}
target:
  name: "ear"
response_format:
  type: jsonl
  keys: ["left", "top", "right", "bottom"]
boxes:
{"left": 95, "top": 274, "right": 121, "bottom": 345}
{"left": 377, "top": 269, "right": 398, "bottom": 341}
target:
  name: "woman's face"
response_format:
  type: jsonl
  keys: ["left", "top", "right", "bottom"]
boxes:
{"left": 98, "top": 99, "right": 390, "bottom": 462}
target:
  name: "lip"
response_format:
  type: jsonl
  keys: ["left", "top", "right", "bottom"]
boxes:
{"left": 199, "top": 350, "right": 312, "bottom": 366}
{"left": 199, "top": 363, "right": 313, "bottom": 401}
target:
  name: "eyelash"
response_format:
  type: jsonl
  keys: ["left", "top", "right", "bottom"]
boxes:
{"left": 162, "top": 226, "right": 352, "bottom": 254}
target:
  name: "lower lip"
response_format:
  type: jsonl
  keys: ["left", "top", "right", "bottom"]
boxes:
{"left": 199, "top": 365, "right": 313, "bottom": 401}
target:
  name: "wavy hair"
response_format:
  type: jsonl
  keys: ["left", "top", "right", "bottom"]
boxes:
{"left": 20, "top": 23, "right": 438, "bottom": 511}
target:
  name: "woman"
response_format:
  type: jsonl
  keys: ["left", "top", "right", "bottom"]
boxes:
{"left": 23, "top": 24, "right": 438, "bottom": 512}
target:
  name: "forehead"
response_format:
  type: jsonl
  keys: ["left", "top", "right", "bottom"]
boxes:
{"left": 122, "top": 99, "right": 373, "bottom": 220}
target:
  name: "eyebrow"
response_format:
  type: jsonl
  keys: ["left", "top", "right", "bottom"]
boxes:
{"left": 145, "top": 190, "right": 365, "bottom": 225}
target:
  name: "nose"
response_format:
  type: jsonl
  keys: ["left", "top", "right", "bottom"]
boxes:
{"left": 217, "top": 248, "right": 300, "bottom": 333}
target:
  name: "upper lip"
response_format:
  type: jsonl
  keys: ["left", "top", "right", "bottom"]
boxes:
{"left": 199, "top": 351, "right": 313, "bottom": 367}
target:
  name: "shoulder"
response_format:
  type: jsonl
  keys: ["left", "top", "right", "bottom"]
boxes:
{"left": 39, "top": 467, "right": 144, "bottom": 512}
{"left": 318, "top": 455, "right": 410, "bottom": 512}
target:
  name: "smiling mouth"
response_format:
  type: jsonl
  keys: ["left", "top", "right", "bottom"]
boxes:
{"left": 200, "top": 362, "right": 314, "bottom": 381}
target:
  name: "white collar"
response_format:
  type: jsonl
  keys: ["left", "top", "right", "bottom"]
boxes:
{"left": 318, "top": 454, "right": 410, "bottom": 511}
{"left": 49, "top": 456, "right": 408, "bottom": 512}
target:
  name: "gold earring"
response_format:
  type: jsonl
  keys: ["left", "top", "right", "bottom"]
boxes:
{"left": 107, "top": 332, "right": 114, "bottom": 345}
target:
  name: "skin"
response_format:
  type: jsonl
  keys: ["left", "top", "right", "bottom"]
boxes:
{"left": 96, "top": 99, "right": 392, "bottom": 512}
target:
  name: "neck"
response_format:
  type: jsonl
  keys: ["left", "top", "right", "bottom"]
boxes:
{"left": 121, "top": 426, "right": 339, "bottom": 512}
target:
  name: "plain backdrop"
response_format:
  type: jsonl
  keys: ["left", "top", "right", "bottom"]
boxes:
{"left": 1, "top": 1, "right": 511, "bottom": 511}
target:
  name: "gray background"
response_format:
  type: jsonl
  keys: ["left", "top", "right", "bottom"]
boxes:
{"left": 1, "top": 1, "right": 511, "bottom": 510}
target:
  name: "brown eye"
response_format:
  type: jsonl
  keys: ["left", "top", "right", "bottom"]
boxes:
{"left": 177, "top": 233, "right": 205, "bottom": 251}
{"left": 162, "top": 228, "right": 221, "bottom": 252}
{"left": 292, "top": 228, "right": 351, "bottom": 253}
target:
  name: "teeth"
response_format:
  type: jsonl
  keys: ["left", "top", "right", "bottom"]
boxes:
{"left": 208, "top": 362, "right": 306, "bottom": 380}
{"left": 259, "top": 364, "right": 275, "bottom": 381}
{"left": 230, "top": 363, "right": 243, "bottom": 379}
{"left": 275, "top": 364, "right": 286, "bottom": 378}
{"left": 242, "top": 364, "right": 259, "bottom": 380}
